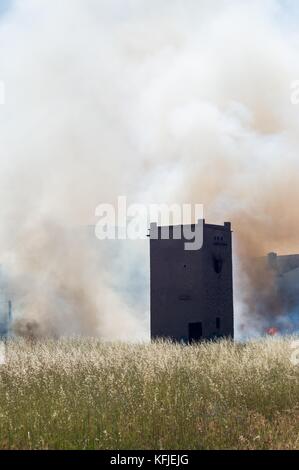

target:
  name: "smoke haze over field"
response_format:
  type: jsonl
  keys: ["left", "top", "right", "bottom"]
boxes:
{"left": 1, "top": 0, "right": 299, "bottom": 338}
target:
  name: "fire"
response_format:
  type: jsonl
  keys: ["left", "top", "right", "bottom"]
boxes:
{"left": 266, "top": 327, "right": 279, "bottom": 336}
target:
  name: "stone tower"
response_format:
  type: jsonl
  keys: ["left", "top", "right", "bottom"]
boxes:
{"left": 150, "top": 219, "right": 234, "bottom": 342}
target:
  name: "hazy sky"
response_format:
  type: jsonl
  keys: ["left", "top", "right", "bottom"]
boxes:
{"left": 0, "top": 0, "right": 298, "bottom": 20}
{"left": 0, "top": 0, "right": 10, "bottom": 15}
{"left": 1, "top": 0, "right": 299, "bottom": 338}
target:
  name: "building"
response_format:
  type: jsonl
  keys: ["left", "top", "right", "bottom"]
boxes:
{"left": 267, "top": 252, "right": 299, "bottom": 296}
{"left": 265, "top": 252, "right": 299, "bottom": 331}
{"left": 150, "top": 219, "right": 234, "bottom": 342}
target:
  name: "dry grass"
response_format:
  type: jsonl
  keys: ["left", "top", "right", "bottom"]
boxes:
{"left": 0, "top": 337, "right": 298, "bottom": 449}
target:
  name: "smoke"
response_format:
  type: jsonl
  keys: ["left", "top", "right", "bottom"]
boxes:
{"left": 0, "top": 0, "right": 299, "bottom": 338}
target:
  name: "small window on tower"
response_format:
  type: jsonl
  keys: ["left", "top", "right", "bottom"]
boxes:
{"left": 213, "top": 257, "right": 223, "bottom": 274}
{"left": 216, "top": 317, "right": 220, "bottom": 329}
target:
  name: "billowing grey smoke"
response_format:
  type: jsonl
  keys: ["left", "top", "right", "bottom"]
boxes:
{"left": 0, "top": 0, "right": 299, "bottom": 338}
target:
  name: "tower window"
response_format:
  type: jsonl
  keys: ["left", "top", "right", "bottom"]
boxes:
{"left": 213, "top": 257, "right": 223, "bottom": 274}
{"left": 216, "top": 317, "right": 220, "bottom": 329}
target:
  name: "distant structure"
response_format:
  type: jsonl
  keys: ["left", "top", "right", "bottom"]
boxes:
{"left": 150, "top": 219, "right": 234, "bottom": 342}
{"left": 267, "top": 252, "right": 299, "bottom": 321}
{"left": 267, "top": 252, "right": 299, "bottom": 283}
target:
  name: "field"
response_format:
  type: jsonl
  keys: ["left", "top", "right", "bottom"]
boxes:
{"left": 0, "top": 337, "right": 298, "bottom": 450}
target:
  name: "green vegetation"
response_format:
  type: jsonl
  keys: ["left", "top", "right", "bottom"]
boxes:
{"left": 0, "top": 337, "right": 298, "bottom": 449}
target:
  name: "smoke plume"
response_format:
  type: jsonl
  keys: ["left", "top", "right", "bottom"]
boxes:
{"left": 0, "top": 0, "right": 299, "bottom": 338}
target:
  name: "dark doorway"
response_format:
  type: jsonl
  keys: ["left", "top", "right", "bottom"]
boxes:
{"left": 189, "top": 322, "right": 202, "bottom": 343}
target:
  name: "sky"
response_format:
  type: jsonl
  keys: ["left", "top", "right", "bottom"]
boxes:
{"left": 0, "top": 0, "right": 296, "bottom": 23}
{"left": 0, "top": 0, "right": 10, "bottom": 15}
{"left": 0, "top": 0, "right": 297, "bottom": 19}
{"left": 1, "top": 0, "right": 299, "bottom": 339}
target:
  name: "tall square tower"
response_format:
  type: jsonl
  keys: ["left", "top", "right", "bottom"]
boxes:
{"left": 150, "top": 220, "right": 234, "bottom": 342}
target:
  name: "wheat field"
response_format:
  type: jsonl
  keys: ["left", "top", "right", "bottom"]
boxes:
{"left": 0, "top": 337, "right": 298, "bottom": 450}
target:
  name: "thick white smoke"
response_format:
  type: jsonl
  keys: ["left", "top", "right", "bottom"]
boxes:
{"left": 0, "top": 0, "right": 299, "bottom": 338}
